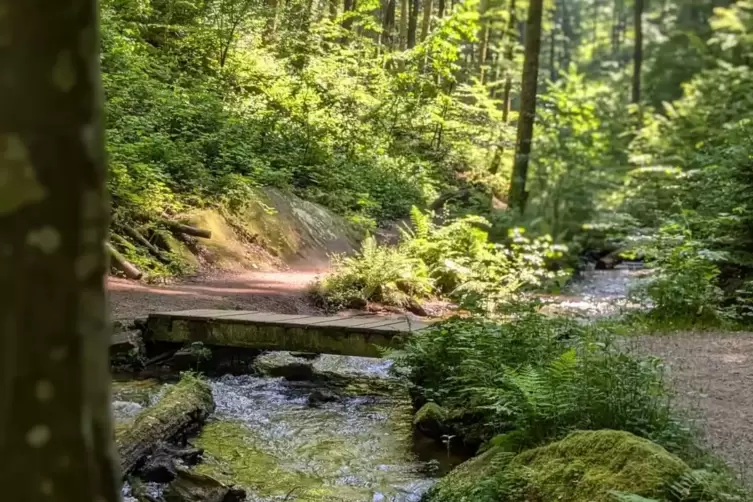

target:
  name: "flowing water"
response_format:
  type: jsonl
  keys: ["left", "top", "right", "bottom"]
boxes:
{"left": 116, "top": 354, "right": 461, "bottom": 502}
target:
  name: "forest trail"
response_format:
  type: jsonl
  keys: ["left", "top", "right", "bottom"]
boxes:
{"left": 108, "top": 270, "right": 323, "bottom": 320}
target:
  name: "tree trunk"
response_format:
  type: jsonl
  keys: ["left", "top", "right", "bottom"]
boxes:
{"left": 400, "top": 0, "right": 409, "bottom": 49}
{"left": 632, "top": 0, "right": 643, "bottom": 105}
{"left": 329, "top": 0, "right": 339, "bottom": 19}
{"left": 408, "top": 0, "right": 420, "bottom": 47}
{"left": 0, "top": 1, "right": 121, "bottom": 501}
{"left": 508, "top": 0, "right": 544, "bottom": 213}
{"left": 117, "top": 376, "right": 215, "bottom": 476}
{"left": 383, "top": 0, "right": 397, "bottom": 46}
{"left": 477, "top": 0, "right": 491, "bottom": 83}
{"left": 161, "top": 221, "right": 213, "bottom": 239}
{"left": 489, "top": 0, "right": 517, "bottom": 175}
{"left": 420, "top": 0, "right": 434, "bottom": 42}
{"left": 107, "top": 242, "right": 144, "bottom": 281}
{"left": 343, "top": 0, "right": 356, "bottom": 30}
{"left": 437, "top": 0, "right": 446, "bottom": 18}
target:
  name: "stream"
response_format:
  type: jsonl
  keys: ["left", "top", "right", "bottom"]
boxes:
{"left": 115, "top": 354, "right": 461, "bottom": 502}
{"left": 115, "top": 264, "right": 648, "bottom": 502}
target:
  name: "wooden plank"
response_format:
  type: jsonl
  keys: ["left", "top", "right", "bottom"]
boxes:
{"left": 321, "top": 316, "right": 407, "bottom": 329}
{"left": 219, "top": 313, "right": 313, "bottom": 323}
{"left": 145, "top": 310, "right": 431, "bottom": 357}
{"left": 150, "top": 309, "right": 258, "bottom": 320}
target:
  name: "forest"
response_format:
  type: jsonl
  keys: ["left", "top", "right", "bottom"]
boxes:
{"left": 3, "top": 0, "right": 753, "bottom": 501}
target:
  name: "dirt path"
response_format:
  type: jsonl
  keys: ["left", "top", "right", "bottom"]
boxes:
{"left": 108, "top": 271, "right": 323, "bottom": 319}
{"left": 637, "top": 332, "right": 753, "bottom": 482}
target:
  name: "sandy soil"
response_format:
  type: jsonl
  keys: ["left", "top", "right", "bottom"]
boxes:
{"left": 637, "top": 332, "right": 753, "bottom": 482}
{"left": 108, "top": 271, "right": 324, "bottom": 319}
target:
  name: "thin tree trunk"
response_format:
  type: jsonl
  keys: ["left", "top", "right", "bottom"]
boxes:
{"left": 508, "top": 0, "right": 544, "bottom": 213}
{"left": 330, "top": 0, "right": 339, "bottom": 19}
{"left": 438, "top": 0, "right": 446, "bottom": 18}
{"left": 408, "top": 0, "right": 419, "bottom": 47}
{"left": 400, "top": 0, "right": 409, "bottom": 49}
{"left": 0, "top": 1, "right": 121, "bottom": 500}
{"left": 489, "top": 0, "right": 517, "bottom": 175}
{"left": 632, "top": 0, "right": 643, "bottom": 104}
{"left": 343, "top": 0, "right": 356, "bottom": 30}
{"left": 478, "top": 0, "right": 491, "bottom": 83}
{"left": 549, "top": 24, "right": 556, "bottom": 81}
{"left": 420, "top": 0, "right": 434, "bottom": 42}
{"left": 383, "top": 0, "right": 397, "bottom": 46}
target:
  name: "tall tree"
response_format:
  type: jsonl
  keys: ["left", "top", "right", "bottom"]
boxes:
{"left": 508, "top": 0, "right": 544, "bottom": 212}
{"left": 477, "top": 0, "right": 491, "bottom": 83}
{"left": 420, "top": 0, "right": 434, "bottom": 42}
{"left": 489, "top": 0, "right": 517, "bottom": 175}
{"left": 0, "top": 0, "right": 120, "bottom": 500}
{"left": 632, "top": 0, "right": 644, "bottom": 104}
{"left": 408, "top": 0, "right": 420, "bottom": 47}
{"left": 400, "top": 0, "right": 409, "bottom": 49}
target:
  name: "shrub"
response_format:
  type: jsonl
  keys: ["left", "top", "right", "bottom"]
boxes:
{"left": 311, "top": 236, "right": 433, "bottom": 309}
{"left": 391, "top": 314, "right": 691, "bottom": 452}
{"left": 314, "top": 208, "right": 570, "bottom": 311}
{"left": 630, "top": 221, "right": 730, "bottom": 328}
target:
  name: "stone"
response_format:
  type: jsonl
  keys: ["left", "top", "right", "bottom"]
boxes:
{"left": 424, "top": 430, "right": 690, "bottom": 502}
{"left": 307, "top": 390, "right": 339, "bottom": 407}
{"left": 413, "top": 402, "right": 448, "bottom": 438}
{"left": 163, "top": 468, "right": 245, "bottom": 502}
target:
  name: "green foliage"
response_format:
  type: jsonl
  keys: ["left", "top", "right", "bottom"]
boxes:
{"left": 311, "top": 235, "right": 433, "bottom": 308}
{"left": 629, "top": 221, "right": 731, "bottom": 328}
{"left": 314, "top": 208, "right": 569, "bottom": 310}
{"left": 391, "top": 313, "right": 691, "bottom": 452}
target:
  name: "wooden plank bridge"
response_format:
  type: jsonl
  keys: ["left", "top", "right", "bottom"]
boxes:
{"left": 143, "top": 309, "right": 432, "bottom": 358}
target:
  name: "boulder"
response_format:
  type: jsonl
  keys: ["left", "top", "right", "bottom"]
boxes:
{"left": 163, "top": 468, "right": 245, "bottom": 502}
{"left": 413, "top": 402, "right": 448, "bottom": 438}
{"left": 425, "top": 430, "right": 690, "bottom": 502}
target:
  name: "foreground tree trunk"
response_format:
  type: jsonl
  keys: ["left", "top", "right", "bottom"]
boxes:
{"left": 508, "top": 0, "right": 544, "bottom": 213}
{"left": 632, "top": 0, "right": 643, "bottom": 104}
{"left": 0, "top": 1, "right": 121, "bottom": 500}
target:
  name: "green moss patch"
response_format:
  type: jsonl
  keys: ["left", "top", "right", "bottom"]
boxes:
{"left": 426, "top": 430, "right": 690, "bottom": 502}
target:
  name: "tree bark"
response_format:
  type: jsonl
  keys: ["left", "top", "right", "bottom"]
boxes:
{"left": 508, "top": 0, "right": 544, "bottom": 213}
{"left": 399, "top": 0, "right": 409, "bottom": 49}
{"left": 161, "top": 221, "right": 213, "bottom": 239}
{"left": 117, "top": 376, "right": 215, "bottom": 476}
{"left": 489, "top": 0, "right": 517, "bottom": 175}
{"left": 420, "top": 0, "right": 434, "bottom": 42}
{"left": 632, "top": 0, "right": 643, "bottom": 105}
{"left": 477, "top": 0, "right": 491, "bottom": 83}
{"left": 107, "top": 243, "right": 144, "bottom": 281}
{"left": 383, "top": 0, "right": 397, "bottom": 46}
{"left": 123, "top": 224, "right": 170, "bottom": 263}
{"left": 0, "top": 1, "right": 121, "bottom": 500}
{"left": 408, "top": 0, "right": 420, "bottom": 48}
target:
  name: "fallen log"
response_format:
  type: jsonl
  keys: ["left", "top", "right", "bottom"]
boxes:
{"left": 116, "top": 375, "right": 215, "bottom": 476}
{"left": 124, "top": 224, "right": 172, "bottom": 263}
{"left": 107, "top": 242, "right": 144, "bottom": 280}
{"left": 161, "top": 220, "right": 212, "bottom": 239}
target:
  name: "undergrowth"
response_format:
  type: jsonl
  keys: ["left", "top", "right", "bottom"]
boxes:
{"left": 312, "top": 207, "right": 570, "bottom": 311}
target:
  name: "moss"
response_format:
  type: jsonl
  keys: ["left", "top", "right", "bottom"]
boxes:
{"left": 426, "top": 430, "right": 690, "bottom": 502}
{"left": 414, "top": 402, "right": 448, "bottom": 426}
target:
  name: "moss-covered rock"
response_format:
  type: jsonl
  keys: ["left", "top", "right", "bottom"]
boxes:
{"left": 413, "top": 402, "right": 449, "bottom": 437}
{"left": 425, "top": 430, "right": 690, "bottom": 502}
